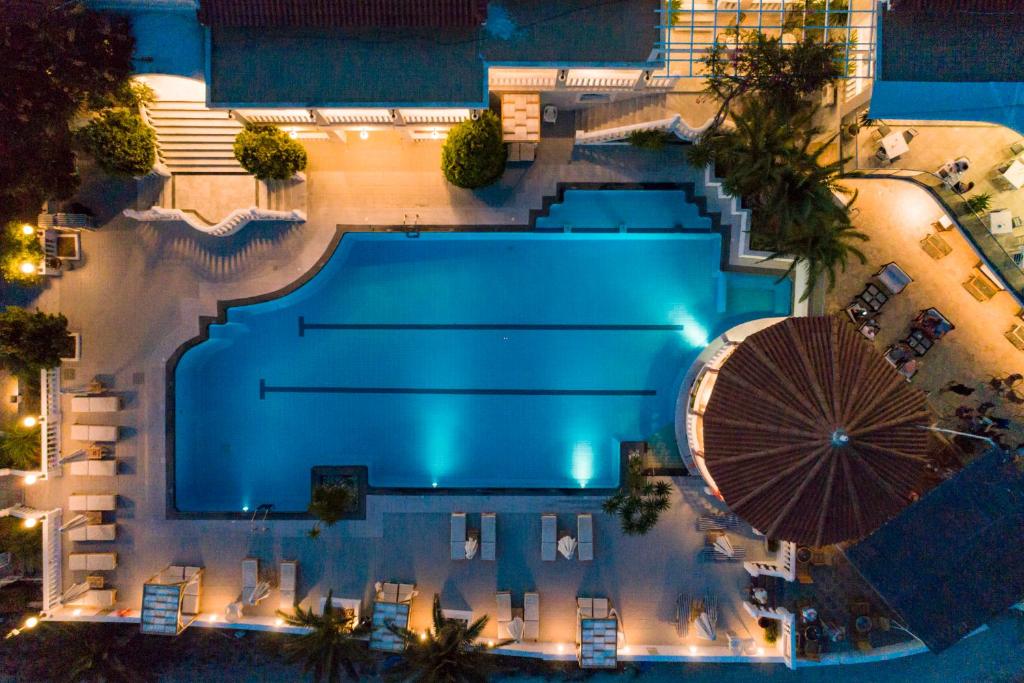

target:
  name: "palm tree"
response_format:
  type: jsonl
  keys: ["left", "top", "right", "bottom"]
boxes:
{"left": 308, "top": 481, "right": 357, "bottom": 537}
{"left": 0, "top": 421, "right": 40, "bottom": 470}
{"left": 33, "top": 624, "right": 150, "bottom": 683}
{"left": 277, "top": 590, "right": 371, "bottom": 682}
{"left": 386, "top": 594, "right": 510, "bottom": 683}
{"left": 602, "top": 450, "right": 673, "bottom": 536}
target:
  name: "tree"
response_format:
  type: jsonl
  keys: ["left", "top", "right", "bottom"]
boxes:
{"left": 75, "top": 109, "right": 156, "bottom": 177}
{"left": 387, "top": 594, "right": 510, "bottom": 683}
{"left": 628, "top": 129, "right": 668, "bottom": 151}
{"left": 309, "top": 482, "right": 356, "bottom": 527}
{"left": 701, "top": 31, "right": 842, "bottom": 128}
{"left": 602, "top": 450, "right": 672, "bottom": 536}
{"left": 26, "top": 623, "right": 151, "bottom": 683}
{"left": 0, "top": 222, "right": 44, "bottom": 285}
{"left": 0, "top": 307, "right": 70, "bottom": 377}
{"left": 233, "top": 125, "right": 308, "bottom": 180}
{"left": 0, "top": 420, "right": 41, "bottom": 470}
{"left": 0, "top": 3, "right": 135, "bottom": 225}
{"left": 0, "top": 516, "right": 41, "bottom": 573}
{"left": 441, "top": 112, "right": 506, "bottom": 189}
{"left": 277, "top": 590, "right": 371, "bottom": 682}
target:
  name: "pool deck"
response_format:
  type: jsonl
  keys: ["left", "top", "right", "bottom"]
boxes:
{"left": 22, "top": 140, "right": 791, "bottom": 655}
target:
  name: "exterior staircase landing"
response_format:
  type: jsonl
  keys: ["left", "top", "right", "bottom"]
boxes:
{"left": 143, "top": 100, "right": 247, "bottom": 175}
{"left": 574, "top": 94, "right": 670, "bottom": 132}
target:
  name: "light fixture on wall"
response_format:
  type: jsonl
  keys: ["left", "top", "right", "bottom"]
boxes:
{"left": 288, "top": 129, "right": 298, "bottom": 140}
{"left": 359, "top": 130, "right": 369, "bottom": 140}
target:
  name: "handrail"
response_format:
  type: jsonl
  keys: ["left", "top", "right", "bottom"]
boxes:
{"left": 40, "top": 367, "right": 61, "bottom": 478}
{"left": 123, "top": 206, "right": 306, "bottom": 237}
{"left": 41, "top": 508, "right": 62, "bottom": 613}
{"left": 574, "top": 114, "right": 714, "bottom": 145}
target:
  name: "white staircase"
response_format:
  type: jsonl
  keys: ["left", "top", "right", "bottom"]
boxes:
{"left": 142, "top": 100, "right": 247, "bottom": 175}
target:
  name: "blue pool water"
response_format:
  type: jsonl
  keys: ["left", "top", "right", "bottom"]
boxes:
{"left": 174, "top": 207, "right": 791, "bottom": 513}
{"left": 535, "top": 190, "right": 710, "bottom": 231}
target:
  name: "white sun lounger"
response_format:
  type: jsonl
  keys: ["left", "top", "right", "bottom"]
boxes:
{"left": 241, "top": 558, "right": 264, "bottom": 605}
{"left": 541, "top": 514, "right": 557, "bottom": 561}
{"left": 495, "top": 590, "right": 513, "bottom": 639}
{"left": 68, "top": 460, "right": 116, "bottom": 477}
{"left": 279, "top": 560, "right": 297, "bottom": 611}
{"left": 577, "top": 513, "right": 593, "bottom": 561}
{"left": 65, "top": 589, "right": 116, "bottom": 609}
{"left": 68, "top": 524, "right": 116, "bottom": 542}
{"left": 481, "top": 512, "right": 496, "bottom": 561}
{"left": 69, "top": 552, "right": 117, "bottom": 571}
{"left": 68, "top": 494, "right": 116, "bottom": 511}
{"left": 70, "top": 424, "right": 119, "bottom": 443}
{"left": 451, "top": 512, "right": 467, "bottom": 560}
{"left": 71, "top": 395, "right": 121, "bottom": 413}
{"left": 524, "top": 592, "right": 540, "bottom": 641}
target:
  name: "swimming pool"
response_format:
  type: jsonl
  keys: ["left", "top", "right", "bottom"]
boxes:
{"left": 172, "top": 201, "right": 791, "bottom": 513}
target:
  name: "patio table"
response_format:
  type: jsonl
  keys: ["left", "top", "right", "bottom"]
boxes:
{"left": 989, "top": 209, "right": 1014, "bottom": 235}
{"left": 880, "top": 132, "right": 909, "bottom": 160}
{"left": 1001, "top": 160, "right": 1024, "bottom": 190}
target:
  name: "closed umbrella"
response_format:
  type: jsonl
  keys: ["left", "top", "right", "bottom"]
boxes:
{"left": 558, "top": 535, "right": 577, "bottom": 559}
{"left": 713, "top": 534, "right": 735, "bottom": 558}
{"left": 465, "top": 536, "right": 479, "bottom": 560}
{"left": 507, "top": 616, "right": 525, "bottom": 642}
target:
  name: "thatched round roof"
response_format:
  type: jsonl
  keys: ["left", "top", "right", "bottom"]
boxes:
{"left": 702, "top": 317, "right": 932, "bottom": 546}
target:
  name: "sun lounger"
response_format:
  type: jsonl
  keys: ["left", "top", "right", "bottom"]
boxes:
{"left": 541, "top": 514, "right": 557, "bottom": 561}
{"left": 317, "top": 595, "right": 361, "bottom": 622}
{"left": 441, "top": 608, "right": 473, "bottom": 626}
{"left": 71, "top": 395, "right": 121, "bottom": 413}
{"left": 481, "top": 512, "right": 496, "bottom": 561}
{"left": 68, "top": 460, "right": 116, "bottom": 477}
{"left": 69, "top": 552, "right": 117, "bottom": 571}
{"left": 70, "top": 424, "right": 119, "bottom": 443}
{"left": 578, "top": 597, "right": 610, "bottom": 619}
{"left": 68, "top": 494, "right": 116, "bottom": 511}
{"left": 241, "top": 558, "right": 267, "bottom": 605}
{"left": 696, "top": 513, "right": 740, "bottom": 530}
{"left": 450, "top": 512, "right": 467, "bottom": 560}
{"left": 495, "top": 590, "right": 513, "bottom": 639}
{"left": 884, "top": 344, "right": 919, "bottom": 380}
{"left": 524, "top": 592, "right": 540, "bottom": 641}
{"left": 279, "top": 560, "right": 297, "bottom": 611}
{"left": 577, "top": 513, "right": 593, "bottom": 561}
{"left": 68, "top": 524, "right": 116, "bottom": 542}
{"left": 65, "top": 588, "right": 116, "bottom": 609}
{"left": 920, "top": 233, "right": 952, "bottom": 260}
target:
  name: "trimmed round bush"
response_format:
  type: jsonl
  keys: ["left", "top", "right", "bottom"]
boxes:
{"left": 75, "top": 109, "right": 156, "bottom": 177}
{"left": 233, "top": 125, "right": 308, "bottom": 180}
{"left": 441, "top": 111, "right": 506, "bottom": 189}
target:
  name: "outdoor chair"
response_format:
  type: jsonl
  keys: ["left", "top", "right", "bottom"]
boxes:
{"left": 481, "top": 512, "right": 496, "bottom": 561}
{"left": 71, "top": 395, "right": 121, "bottom": 413}
{"left": 920, "top": 232, "right": 952, "bottom": 260}
{"left": 541, "top": 514, "right": 557, "bottom": 561}
{"left": 870, "top": 129, "right": 883, "bottom": 143}
{"left": 69, "top": 494, "right": 116, "bottom": 511}
{"left": 68, "top": 523, "right": 116, "bottom": 542}
{"left": 69, "top": 552, "right": 117, "bottom": 571}
{"left": 70, "top": 424, "right": 119, "bottom": 443}
{"left": 577, "top": 513, "right": 594, "bottom": 561}
{"left": 241, "top": 558, "right": 269, "bottom": 606}
{"left": 878, "top": 124, "right": 892, "bottom": 137}
{"left": 68, "top": 459, "right": 116, "bottom": 477}
{"left": 1012, "top": 141, "right": 1024, "bottom": 156}
{"left": 496, "top": 591, "right": 513, "bottom": 639}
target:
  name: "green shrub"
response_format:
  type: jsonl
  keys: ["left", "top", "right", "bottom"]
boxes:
{"left": 0, "top": 307, "right": 70, "bottom": 376}
{"left": 441, "top": 111, "right": 506, "bottom": 189}
{"left": 628, "top": 129, "right": 668, "bottom": 151}
{"left": 764, "top": 620, "right": 780, "bottom": 643}
{"left": 75, "top": 109, "right": 156, "bottom": 177}
{"left": 308, "top": 481, "right": 356, "bottom": 527}
{"left": 0, "top": 421, "right": 40, "bottom": 470}
{"left": 233, "top": 125, "right": 308, "bottom": 180}
{"left": 964, "top": 192, "right": 992, "bottom": 215}
{"left": 0, "top": 223, "right": 44, "bottom": 285}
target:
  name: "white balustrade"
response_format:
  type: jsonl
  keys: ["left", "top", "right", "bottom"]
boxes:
{"left": 42, "top": 508, "right": 62, "bottom": 613}
{"left": 41, "top": 367, "right": 61, "bottom": 478}
{"left": 123, "top": 206, "right": 306, "bottom": 237}
{"left": 743, "top": 541, "right": 797, "bottom": 582}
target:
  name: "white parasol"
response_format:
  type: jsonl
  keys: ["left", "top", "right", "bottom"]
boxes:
{"left": 465, "top": 536, "right": 479, "bottom": 560}
{"left": 507, "top": 616, "right": 525, "bottom": 642}
{"left": 695, "top": 611, "right": 716, "bottom": 641}
{"left": 713, "top": 534, "right": 735, "bottom": 558}
{"left": 558, "top": 535, "right": 577, "bottom": 559}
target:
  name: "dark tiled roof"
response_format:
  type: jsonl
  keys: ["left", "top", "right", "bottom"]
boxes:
{"left": 702, "top": 317, "right": 932, "bottom": 546}
{"left": 893, "top": 0, "right": 1021, "bottom": 10}
{"left": 198, "top": 0, "right": 488, "bottom": 28}
{"left": 845, "top": 448, "right": 1024, "bottom": 652}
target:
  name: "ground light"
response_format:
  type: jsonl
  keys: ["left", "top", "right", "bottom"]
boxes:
{"left": 21, "top": 415, "right": 38, "bottom": 428}
{"left": 275, "top": 617, "right": 284, "bottom": 627}
{"left": 22, "top": 517, "right": 37, "bottom": 529}
{"left": 5, "top": 615, "right": 39, "bottom": 638}
{"left": 23, "top": 474, "right": 38, "bottom": 485}
{"left": 689, "top": 645, "right": 697, "bottom": 654}
{"left": 19, "top": 262, "right": 36, "bottom": 275}
{"left": 288, "top": 129, "right": 298, "bottom": 140}
{"left": 20, "top": 224, "right": 34, "bottom": 235}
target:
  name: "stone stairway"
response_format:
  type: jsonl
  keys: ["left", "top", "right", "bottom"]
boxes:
{"left": 574, "top": 94, "right": 670, "bottom": 132}
{"left": 142, "top": 100, "right": 247, "bottom": 175}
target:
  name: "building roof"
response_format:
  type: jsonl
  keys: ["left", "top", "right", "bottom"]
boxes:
{"left": 845, "top": 447, "right": 1024, "bottom": 652}
{"left": 701, "top": 317, "right": 932, "bottom": 547}
{"left": 198, "top": 0, "right": 488, "bottom": 28}
{"left": 206, "top": 0, "right": 660, "bottom": 107}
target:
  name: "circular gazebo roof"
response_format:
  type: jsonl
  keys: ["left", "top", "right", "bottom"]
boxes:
{"left": 702, "top": 316, "right": 932, "bottom": 546}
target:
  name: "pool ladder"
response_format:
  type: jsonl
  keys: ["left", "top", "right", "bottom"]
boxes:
{"left": 403, "top": 213, "right": 420, "bottom": 238}
{"left": 250, "top": 503, "right": 273, "bottom": 533}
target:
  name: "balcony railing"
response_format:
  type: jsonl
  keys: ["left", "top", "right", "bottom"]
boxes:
{"left": 41, "top": 367, "right": 61, "bottom": 478}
